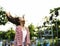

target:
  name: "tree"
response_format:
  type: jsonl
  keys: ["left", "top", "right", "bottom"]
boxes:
{"left": 0, "top": 31, "right": 6, "bottom": 40}
{"left": 0, "top": 28, "right": 15, "bottom": 41}
{"left": 50, "top": 7, "right": 60, "bottom": 14}
{"left": 0, "top": 31, "right": 3, "bottom": 40}
{"left": 28, "top": 24, "right": 35, "bottom": 40}
{"left": 5, "top": 28, "right": 15, "bottom": 41}
{"left": 45, "top": 7, "right": 60, "bottom": 38}
{"left": 0, "top": 7, "right": 8, "bottom": 25}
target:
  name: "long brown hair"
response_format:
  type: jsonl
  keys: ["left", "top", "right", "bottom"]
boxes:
{"left": 6, "top": 15, "right": 20, "bottom": 25}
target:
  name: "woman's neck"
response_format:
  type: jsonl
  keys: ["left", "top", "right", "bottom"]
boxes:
{"left": 20, "top": 24, "right": 25, "bottom": 28}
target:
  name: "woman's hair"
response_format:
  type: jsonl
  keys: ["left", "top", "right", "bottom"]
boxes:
{"left": 6, "top": 13, "right": 25, "bottom": 26}
{"left": 14, "top": 17, "right": 20, "bottom": 25}
{"left": 6, "top": 15, "right": 20, "bottom": 26}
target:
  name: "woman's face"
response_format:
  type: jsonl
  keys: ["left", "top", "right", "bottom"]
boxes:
{"left": 19, "top": 17, "right": 25, "bottom": 25}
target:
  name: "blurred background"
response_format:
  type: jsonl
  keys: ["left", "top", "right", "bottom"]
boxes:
{"left": 0, "top": 0, "right": 60, "bottom": 46}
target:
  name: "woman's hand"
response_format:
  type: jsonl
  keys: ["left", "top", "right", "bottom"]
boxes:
{"left": 6, "top": 12, "right": 11, "bottom": 16}
{"left": 6, "top": 12, "right": 16, "bottom": 18}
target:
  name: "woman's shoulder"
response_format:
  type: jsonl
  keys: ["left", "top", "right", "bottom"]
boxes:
{"left": 16, "top": 26, "right": 22, "bottom": 32}
{"left": 25, "top": 27, "right": 29, "bottom": 30}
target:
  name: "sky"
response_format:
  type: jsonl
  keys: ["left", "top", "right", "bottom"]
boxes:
{"left": 0, "top": 0, "right": 60, "bottom": 31}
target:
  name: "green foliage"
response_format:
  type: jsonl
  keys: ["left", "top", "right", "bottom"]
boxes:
{"left": 0, "top": 31, "right": 3, "bottom": 40}
{"left": 43, "top": 7, "right": 60, "bottom": 38}
{"left": 5, "top": 28, "right": 15, "bottom": 41}
{"left": 50, "top": 7, "right": 60, "bottom": 13}
{"left": 0, "top": 7, "right": 8, "bottom": 25}
{"left": 28, "top": 24, "right": 35, "bottom": 40}
{"left": 0, "top": 28, "right": 15, "bottom": 41}
{"left": 37, "top": 41, "right": 40, "bottom": 46}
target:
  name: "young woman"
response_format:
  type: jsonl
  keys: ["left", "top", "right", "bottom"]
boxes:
{"left": 6, "top": 12, "right": 30, "bottom": 46}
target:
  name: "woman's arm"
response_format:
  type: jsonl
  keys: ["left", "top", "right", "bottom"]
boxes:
{"left": 16, "top": 26, "right": 22, "bottom": 46}
{"left": 6, "top": 12, "right": 16, "bottom": 23}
